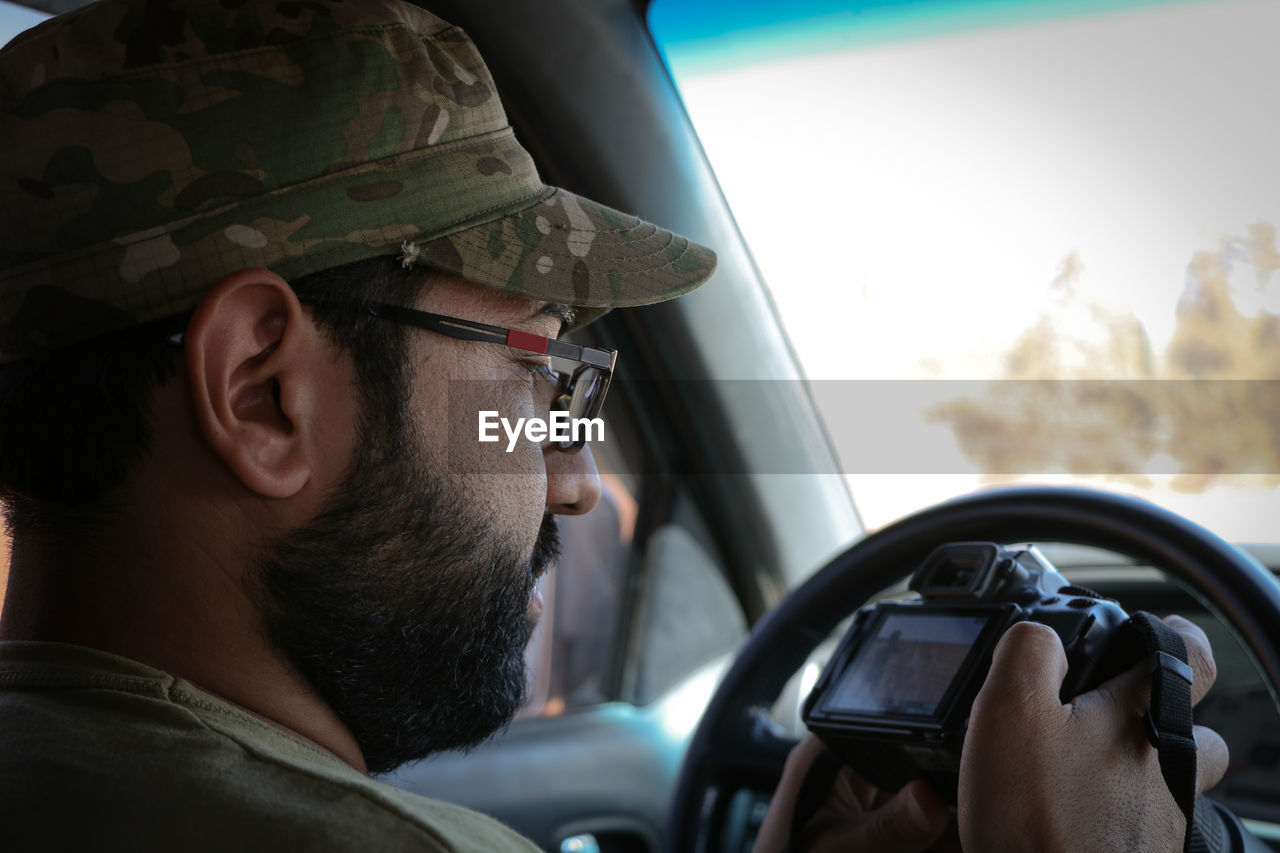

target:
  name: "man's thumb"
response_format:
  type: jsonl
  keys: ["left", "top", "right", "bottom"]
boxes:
{"left": 861, "top": 780, "right": 950, "bottom": 851}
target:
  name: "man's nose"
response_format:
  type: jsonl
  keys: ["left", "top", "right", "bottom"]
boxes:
{"left": 544, "top": 443, "right": 601, "bottom": 515}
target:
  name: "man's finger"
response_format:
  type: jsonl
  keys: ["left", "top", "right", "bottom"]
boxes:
{"left": 1076, "top": 615, "right": 1217, "bottom": 720}
{"left": 752, "top": 736, "right": 828, "bottom": 853}
{"left": 1194, "top": 725, "right": 1229, "bottom": 795}
{"left": 832, "top": 780, "right": 950, "bottom": 853}
{"left": 783, "top": 735, "right": 829, "bottom": 779}
{"left": 972, "top": 622, "right": 1069, "bottom": 727}
{"left": 1163, "top": 615, "right": 1217, "bottom": 706}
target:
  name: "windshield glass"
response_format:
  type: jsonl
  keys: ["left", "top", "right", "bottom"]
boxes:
{"left": 0, "top": 1, "right": 47, "bottom": 44}
{"left": 650, "top": 0, "right": 1280, "bottom": 543}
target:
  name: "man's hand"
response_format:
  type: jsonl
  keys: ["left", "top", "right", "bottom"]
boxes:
{"left": 753, "top": 735, "right": 958, "bottom": 853}
{"left": 959, "top": 615, "right": 1229, "bottom": 852}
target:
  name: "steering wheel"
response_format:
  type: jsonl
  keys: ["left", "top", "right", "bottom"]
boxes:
{"left": 666, "top": 486, "right": 1280, "bottom": 851}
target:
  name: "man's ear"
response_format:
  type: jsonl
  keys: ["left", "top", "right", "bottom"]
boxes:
{"left": 183, "top": 268, "right": 332, "bottom": 499}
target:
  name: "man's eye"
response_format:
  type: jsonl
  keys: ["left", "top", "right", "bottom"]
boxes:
{"left": 521, "top": 361, "right": 558, "bottom": 389}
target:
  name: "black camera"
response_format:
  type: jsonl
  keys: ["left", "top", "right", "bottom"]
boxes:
{"left": 802, "top": 542, "right": 1140, "bottom": 802}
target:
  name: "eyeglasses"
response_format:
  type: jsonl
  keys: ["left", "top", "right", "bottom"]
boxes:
{"left": 313, "top": 300, "right": 617, "bottom": 453}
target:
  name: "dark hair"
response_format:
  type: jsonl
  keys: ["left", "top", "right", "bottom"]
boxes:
{"left": 0, "top": 255, "right": 426, "bottom": 534}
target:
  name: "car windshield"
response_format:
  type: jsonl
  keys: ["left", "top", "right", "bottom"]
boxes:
{"left": 0, "top": 0, "right": 43, "bottom": 39}
{"left": 650, "top": 0, "right": 1280, "bottom": 544}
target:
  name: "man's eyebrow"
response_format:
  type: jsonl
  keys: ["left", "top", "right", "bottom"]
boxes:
{"left": 528, "top": 302, "right": 575, "bottom": 333}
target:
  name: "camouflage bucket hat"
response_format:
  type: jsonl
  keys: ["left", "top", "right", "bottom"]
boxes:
{"left": 0, "top": 0, "right": 716, "bottom": 364}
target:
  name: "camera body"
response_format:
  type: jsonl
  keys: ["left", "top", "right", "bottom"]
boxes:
{"left": 802, "top": 541, "right": 1139, "bottom": 802}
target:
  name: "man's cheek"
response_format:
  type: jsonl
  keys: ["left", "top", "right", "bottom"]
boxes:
{"left": 446, "top": 379, "right": 544, "bottom": 476}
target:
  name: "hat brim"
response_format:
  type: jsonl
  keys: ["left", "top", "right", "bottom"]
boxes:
{"left": 409, "top": 184, "right": 717, "bottom": 324}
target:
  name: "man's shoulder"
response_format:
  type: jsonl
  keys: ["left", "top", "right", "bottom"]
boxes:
{"left": 0, "top": 641, "right": 539, "bottom": 852}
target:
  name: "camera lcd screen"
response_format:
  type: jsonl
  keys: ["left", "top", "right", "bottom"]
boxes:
{"left": 821, "top": 610, "right": 994, "bottom": 719}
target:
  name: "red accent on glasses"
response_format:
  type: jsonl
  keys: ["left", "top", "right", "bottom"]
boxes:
{"left": 506, "top": 329, "right": 549, "bottom": 353}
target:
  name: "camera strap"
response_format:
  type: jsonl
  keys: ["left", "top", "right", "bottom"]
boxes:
{"left": 1129, "top": 611, "right": 1198, "bottom": 851}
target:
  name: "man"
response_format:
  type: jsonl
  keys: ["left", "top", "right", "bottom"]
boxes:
{"left": 0, "top": 0, "right": 1233, "bottom": 850}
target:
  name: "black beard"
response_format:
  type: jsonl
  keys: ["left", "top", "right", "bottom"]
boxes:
{"left": 254, "top": 408, "right": 561, "bottom": 774}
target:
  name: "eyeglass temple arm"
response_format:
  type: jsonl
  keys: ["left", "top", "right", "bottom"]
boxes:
{"left": 304, "top": 298, "right": 615, "bottom": 371}
{"left": 365, "top": 303, "right": 615, "bottom": 370}
{"left": 359, "top": 302, "right": 506, "bottom": 345}
{"left": 545, "top": 339, "right": 616, "bottom": 371}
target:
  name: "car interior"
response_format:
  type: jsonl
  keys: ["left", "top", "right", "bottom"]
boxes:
{"left": 2, "top": 0, "right": 1279, "bottom": 851}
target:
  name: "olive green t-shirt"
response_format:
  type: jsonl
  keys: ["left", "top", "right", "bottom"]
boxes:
{"left": 0, "top": 641, "right": 541, "bottom": 852}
